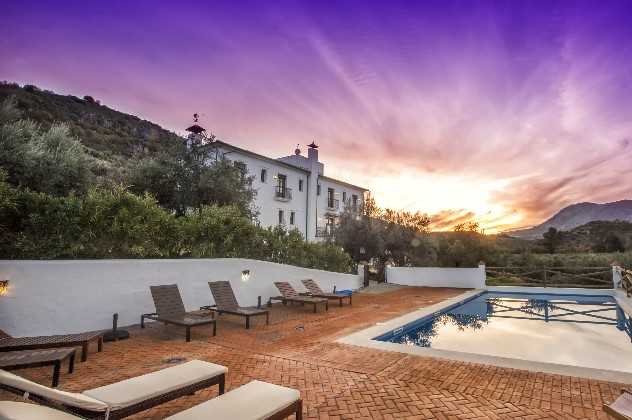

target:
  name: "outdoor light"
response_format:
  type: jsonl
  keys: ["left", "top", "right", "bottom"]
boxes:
{"left": 0, "top": 280, "right": 9, "bottom": 296}
{"left": 241, "top": 269, "right": 251, "bottom": 282}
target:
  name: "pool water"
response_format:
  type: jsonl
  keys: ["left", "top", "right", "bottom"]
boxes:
{"left": 375, "top": 291, "right": 632, "bottom": 372}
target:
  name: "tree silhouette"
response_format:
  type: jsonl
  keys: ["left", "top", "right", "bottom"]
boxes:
{"left": 542, "top": 227, "right": 562, "bottom": 253}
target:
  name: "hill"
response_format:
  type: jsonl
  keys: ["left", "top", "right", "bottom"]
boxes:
{"left": 558, "top": 220, "right": 632, "bottom": 252}
{"left": 509, "top": 200, "right": 632, "bottom": 239}
{"left": 0, "top": 82, "right": 182, "bottom": 162}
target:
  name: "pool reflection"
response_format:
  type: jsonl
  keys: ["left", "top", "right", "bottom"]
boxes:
{"left": 385, "top": 292, "right": 632, "bottom": 372}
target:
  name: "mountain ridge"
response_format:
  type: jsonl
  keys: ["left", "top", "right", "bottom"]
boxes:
{"left": 509, "top": 200, "right": 632, "bottom": 238}
{"left": 0, "top": 82, "right": 182, "bottom": 161}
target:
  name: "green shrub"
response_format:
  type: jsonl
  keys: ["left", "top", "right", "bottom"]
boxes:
{"left": 180, "top": 204, "right": 260, "bottom": 258}
{"left": 0, "top": 116, "right": 94, "bottom": 195}
{"left": 78, "top": 187, "right": 179, "bottom": 258}
{"left": 0, "top": 182, "right": 353, "bottom": 273}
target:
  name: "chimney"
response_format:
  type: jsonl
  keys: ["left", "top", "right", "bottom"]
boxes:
{"left": 307, "top": 141, "right": 319, "bottom": 161}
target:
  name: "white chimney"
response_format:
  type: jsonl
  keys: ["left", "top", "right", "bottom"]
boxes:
{"left": 307, "top": 141, "right": 319, "bottom": 161}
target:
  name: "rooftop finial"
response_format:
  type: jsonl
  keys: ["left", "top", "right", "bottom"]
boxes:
{"left": 294, "top": 144, "right": 301, "bottom": 155}
{"left": 185, "top": 112, "right": 206, "bottom": 135}
{"left": 308, "top": 141, "right": 318, "bottom": 149}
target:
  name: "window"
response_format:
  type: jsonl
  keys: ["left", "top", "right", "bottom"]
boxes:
{"left": 342, "top": 191, "right": 347, "bottom": 203}
{"left": 317, "top": 184, "right": 321, "bottom": 195}
{"left": 275, "top": 174, "right": 287, "bottom": 198}
{"left": 298, "top": 179, "right": 303, "bottom": 192}
{"left": 278, "top": 210, "right": 284, "bottom": 225}
{"left": 352, "top": 194, "right": 358, "bottom": 209}
{"left": 326, "top": 215, "right": 335, "bottom": 236}
{"left": 290, "top": 211, "right": 295, "bottom": 225}
{"left": 260, "top": 168, "right": 267, "bottom": 183}
{"left": 276, "top": 174, "right": 287, "bottom": 190}
{"left": 234, "top": 161, "right": 247, "bottom": 175}
{"left": 327, "top": 188, "right": 335, "bottom": 208}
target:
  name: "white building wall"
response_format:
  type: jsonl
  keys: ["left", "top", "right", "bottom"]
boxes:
{"left": 0, "top": 259, "right": 363, "bottom": 337}
{"left": 315, "top": 177, "right": 365, "bottom": 240}
{"left": 214, "top": 146, "right": 309, "bottom": 236}
{"left": 212, "top": 142, "right": 367, "bottom": 242}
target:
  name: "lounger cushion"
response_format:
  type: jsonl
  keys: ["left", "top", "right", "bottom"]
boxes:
{"left": 606, "top": 390, "right": 632, "bottom": 418}
{"left": 0, "top": 369, "right": 108, "bottom": 412}
{"left": 83, "top": 360, "right": 227, "bottom": 410}
{"left": 166, "top": 380, "right": 300, "bottom": 420}
{"left": 0, "top": 401, "right": 81, "bottom": 419}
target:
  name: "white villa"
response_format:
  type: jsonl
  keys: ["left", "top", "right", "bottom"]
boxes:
{"left": 185, "top": 122, "right": 367, "bottom": 241}
{"left": 213, "top": 140, "right": 367, "bottom": 242}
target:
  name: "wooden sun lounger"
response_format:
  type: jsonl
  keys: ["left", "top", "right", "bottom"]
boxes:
{"left": 0, "top": 360, "right": 227, "bottom": 420}
{"left": 301, "top": 279, "right": 352, "bottom": 306}
{"left": 0, "top": 348, "right": 76, "bottom": 387}
{"left": 0, "top": 379, "right": 301, "bottom": 420}
{"left": 604, "top": 389, "right": 632, "bottom": 420}
{"left": 141, "top": 284, "right": 216, "bottom": 342}
{"left": 271, "top": 282, "right": 328, "bottom": 313}
{"left": 200, "top": 281, "right": 269, "bottom": 329}
{"left": 0, "top": 331, "right": 104, "bottom": 362}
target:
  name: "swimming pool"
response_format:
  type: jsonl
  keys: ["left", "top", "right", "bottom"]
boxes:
{"left": 374, "top": 291, "right": 632, "bottom": 373}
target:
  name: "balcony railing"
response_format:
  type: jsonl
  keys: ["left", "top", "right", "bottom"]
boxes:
{"left": 274, "top": 186, "right": 292, "bottom": 202}
{"left": 315, "top": 226, "right": 334, "bottom": 238}
{"left": 326, "top": 199, "right": 340, "bottom": 211}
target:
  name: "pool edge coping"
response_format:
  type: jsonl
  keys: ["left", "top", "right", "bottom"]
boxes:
{"left": 337, "top": 286, "right": 632, "bottom": 384}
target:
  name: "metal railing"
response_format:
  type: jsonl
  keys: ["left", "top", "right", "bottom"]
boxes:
{"left": 274, "top": 186, "right": 292, "bottom": 202}
{"left": 315, "top": 226, "right": 334, "bottom": 238}
{"left": 327, "top": 199, "right": 340, "bottom": 211}
{"left": 485, "top": 266, "right": 613, "bottom": 288}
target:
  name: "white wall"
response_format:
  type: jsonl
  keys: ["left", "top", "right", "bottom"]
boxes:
{"left": 212, "top": 143, "right": 369, "bottom": 242}
{"left": 217, "top": 146, "right": 310, "bottom": 237}
{"left": 314, "top": 177, "right": 365, "bottom": 242}
{"left": 613, "top": 265, "right": 622, "bottom": 288}
{"left": 386, "top": 265, "right": 486, "bottom": 289}
{"left": 0, "top": 258, "right": 362, "bottom": 337}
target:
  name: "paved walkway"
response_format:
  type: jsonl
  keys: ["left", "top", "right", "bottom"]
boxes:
{"left": 1, "top": 287, "right": 624, "bottom": 419}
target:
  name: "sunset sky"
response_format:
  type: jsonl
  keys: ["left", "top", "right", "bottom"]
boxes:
{"left": 2, "top": 1, "right": 632, "bottom": 232}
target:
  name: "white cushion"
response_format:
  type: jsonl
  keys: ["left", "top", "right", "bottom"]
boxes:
{"left": 83, "top": 360, "right": 227, "bottom": 410}
{"left": 0, "top": 401, "right": 82, "bottom": 419}
{"left": 0, "top": 369, "right": 108, "bottom": 412}
{"left": 166, "top": 380, "right": 300, "bottom": 420}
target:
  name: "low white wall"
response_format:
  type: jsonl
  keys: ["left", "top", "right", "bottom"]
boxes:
{"left": 0, "top": 258, "right": 362, "bottom": 337}
{"left": 386, "top": 265, "right": 485, "bottom": 289}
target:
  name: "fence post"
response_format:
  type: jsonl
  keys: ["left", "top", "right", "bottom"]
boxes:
{"left": 478, "top": 261, "right": 486, "bottom": 288}
{"left": 612, "top": 262, "right": 622, "bottom": 289}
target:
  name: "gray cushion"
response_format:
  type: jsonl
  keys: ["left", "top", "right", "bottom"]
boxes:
{"left": 166, "top": 380, "right": 300, "bottom": 420}
{"left": 0, "top": 370, "right": 108, "bottom": 412}
{"left": 0, "top": 401, "right": 82, "bottom": 419}
{"left": 83, "top": 360, "right": 227, "bottom": 410}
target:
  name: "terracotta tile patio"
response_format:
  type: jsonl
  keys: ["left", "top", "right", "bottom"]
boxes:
{"left": 1, "top": 287, "right": 625, "bottom": 419}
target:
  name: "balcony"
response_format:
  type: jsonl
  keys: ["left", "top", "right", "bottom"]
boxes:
{"left": 315, "top": 225, "right": 334, "bottom": 238}
{"left": 326, "top": 199, "right": 340, "bottom": 211}
{"left": 274, "top": 186, "right": 292, "bottom": 202}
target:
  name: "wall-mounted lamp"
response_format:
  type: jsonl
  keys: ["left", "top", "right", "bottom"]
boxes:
{"left": 241, "top": 270, "right": 251, "bottom": 282}
{"left": 0, "top": 280, "right": 9, "bottom": 296}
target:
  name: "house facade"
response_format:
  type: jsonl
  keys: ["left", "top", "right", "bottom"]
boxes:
{"left": 207, "top": 139, "right": 367, "bottom": 242}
